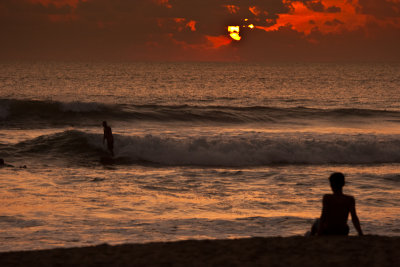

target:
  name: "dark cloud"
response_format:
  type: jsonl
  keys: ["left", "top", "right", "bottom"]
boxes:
{"left": 325, "top": 6, "right": 341, "bottom": 13}
{"left": 0, "top": 0, "right": 291, "bottom": 59}
{"left": 0, "top": 0, "right": 160, "bottom": 60}
{"left": 324, "top": 19, "right": 344, "bottom": 26}
{"left": 357, "top": 0, "right": 400, "bottom": 18}
{"left": 305, "top": 1, "right": 325, "bottom": 12}
{"left": 238, "top": 23, "right": 400, "bottom": 62}
{"left": 163, "top": 0, "right": 291, "bottom": 36}
{"left": 305, "top": 23, "right": 400, "bottom": 62}
{"left": 296, "top": 1, "right": 341, "bottom": 13}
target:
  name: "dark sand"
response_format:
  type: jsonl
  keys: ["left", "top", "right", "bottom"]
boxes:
{"left": 0, "top": 236, "right": 399, "bottom": 266}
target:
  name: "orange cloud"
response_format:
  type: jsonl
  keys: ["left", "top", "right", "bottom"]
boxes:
{"left": 172, "top": 18, "right": 197, "bottom": 32}
{"left": 173, "top": 18, "right": 185, "bottom": 23}
{"left": 186, "top": 20, "right": 196, "bottom": 31}
{"left": 259, "top": 0, "right": 369, "bottom": 35}
{"left": 206, "top": 35, "right": 232, "bottom": 49}
{"left": 143, "top": 33, "right": 235, "bottom": 62}
{"left": 225, "top": 5, "right": 240, "bottom": 14}
{"left": 249, "top": 6, "right": 262, "bottom": 16}
{"left": 154, "top": 0, "right": 172, "bottom": 8}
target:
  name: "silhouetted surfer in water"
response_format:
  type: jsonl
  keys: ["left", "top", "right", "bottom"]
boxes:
{"left": 102, "top": 121, "right": 114, "bottom": 156}
{"left": 309, "top": 172, "right": 363, "bottom": 236}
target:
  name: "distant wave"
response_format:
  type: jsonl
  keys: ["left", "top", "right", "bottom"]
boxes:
{"left": 1, "top": 99, "right": 400, "bottom": 127}
{"left": 10, "top": 130, "right": 103, "bottom": 158}
{"left": 4, "top": 130, "right": 400, "bottom": 166}
{"left": 0, "top": 99, "right": 119, "bottom": 125}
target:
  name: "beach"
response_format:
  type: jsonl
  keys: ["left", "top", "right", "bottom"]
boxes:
{"left": 0, "top": 236, "right": 399, "bottom": 266}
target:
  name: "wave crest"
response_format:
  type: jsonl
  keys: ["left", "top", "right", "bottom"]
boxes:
{"left": 2, "top": 99, "right": 400, "bottom": 127}
{"left": 4, "top": 130, "right": 400, "bottom": 166}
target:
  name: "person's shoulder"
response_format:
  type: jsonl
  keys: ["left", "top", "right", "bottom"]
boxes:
{"left": 343, "top": 194, "right": 355, "bottom": 199}
{"left": 322, "top": 194, "right": 333, "bottom": 201}
{"left": 343, "top": 194, "right": 356, "bottom": 204}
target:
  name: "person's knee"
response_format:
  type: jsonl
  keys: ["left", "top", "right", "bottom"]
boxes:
{"left": 310, "top": 218, "right": 320, "bottom": 235}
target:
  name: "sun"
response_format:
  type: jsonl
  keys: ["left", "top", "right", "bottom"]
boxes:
{"left": 228, "top": 26, "right": 241, "bottom": 41}
{"left": 227, "top": 20, "right": 255, "bottom": 41}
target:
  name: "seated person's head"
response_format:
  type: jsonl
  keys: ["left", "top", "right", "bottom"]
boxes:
{"left": 329, "top": 172, "right": 345, "bottom": 192}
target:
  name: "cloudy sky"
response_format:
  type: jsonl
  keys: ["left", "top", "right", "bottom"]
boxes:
{"left": 1, "top": 0, "right": 400, "bottom": 61}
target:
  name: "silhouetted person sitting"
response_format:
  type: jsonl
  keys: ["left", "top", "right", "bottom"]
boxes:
{"left": 312, "top": 172, "right": 363, "bottom": 236}
{"left": 102, "top": 121, "right": 114, "bottom": 156}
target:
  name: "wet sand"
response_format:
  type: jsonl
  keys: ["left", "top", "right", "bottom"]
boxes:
{"left": 0, "top": 236, "right": 399, "bottom": 266}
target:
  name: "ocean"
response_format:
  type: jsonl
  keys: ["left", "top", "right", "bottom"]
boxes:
{"left": 0, "top": 62, "right": 399, "bottom": 252}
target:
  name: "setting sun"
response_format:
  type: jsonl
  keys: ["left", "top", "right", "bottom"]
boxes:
{"left": 228, "top": 26, "right": 241, "bottom": 41}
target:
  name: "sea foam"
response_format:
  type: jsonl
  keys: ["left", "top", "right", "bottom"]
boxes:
{"left": 5, "top": 130, "right": 400, "bottom": 166}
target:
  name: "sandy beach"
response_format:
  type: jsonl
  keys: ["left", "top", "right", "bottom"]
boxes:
{"left": 0, "top": 236, "right": 399, "bottom": 266}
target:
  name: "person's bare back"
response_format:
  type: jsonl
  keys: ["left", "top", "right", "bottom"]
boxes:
{"left": 315, "top": 172, "right": 363, "bottom": 236}
{"left": 319, "top": 194, "right": 354, "bottom": 235}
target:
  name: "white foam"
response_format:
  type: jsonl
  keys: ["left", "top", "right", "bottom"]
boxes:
{"left": 112, "top": 133, "right": 400, "bottom": 166}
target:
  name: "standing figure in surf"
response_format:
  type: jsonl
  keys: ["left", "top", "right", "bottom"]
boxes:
{"left": 311, "top": 172, "right": 363, "bottom": 236}
{"left": 102, "top": 121, "right": 114, "bottom": 156}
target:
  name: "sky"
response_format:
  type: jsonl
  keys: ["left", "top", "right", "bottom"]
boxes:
{"left": 1, "top": 0, "right": 400, "bottom": 62}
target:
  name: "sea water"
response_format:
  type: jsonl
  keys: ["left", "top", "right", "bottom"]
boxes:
{"left": 0, "top": 62, "right": 399, "bottom": 251}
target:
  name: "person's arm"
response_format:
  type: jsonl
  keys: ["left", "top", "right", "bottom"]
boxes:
{"left": 350, "top": 197, "right": 363, "bottom": 236}
{"left": 317, "top": 195, "right": 328, "bottom": 235}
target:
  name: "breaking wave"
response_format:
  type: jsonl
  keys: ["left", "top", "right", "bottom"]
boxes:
{"left": 4, "top": 130, "right": 400, "bottom": 167}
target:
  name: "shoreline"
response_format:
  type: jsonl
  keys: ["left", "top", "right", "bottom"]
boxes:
{"left": 0, "top": 236, "right": 399, "bottom": 266}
